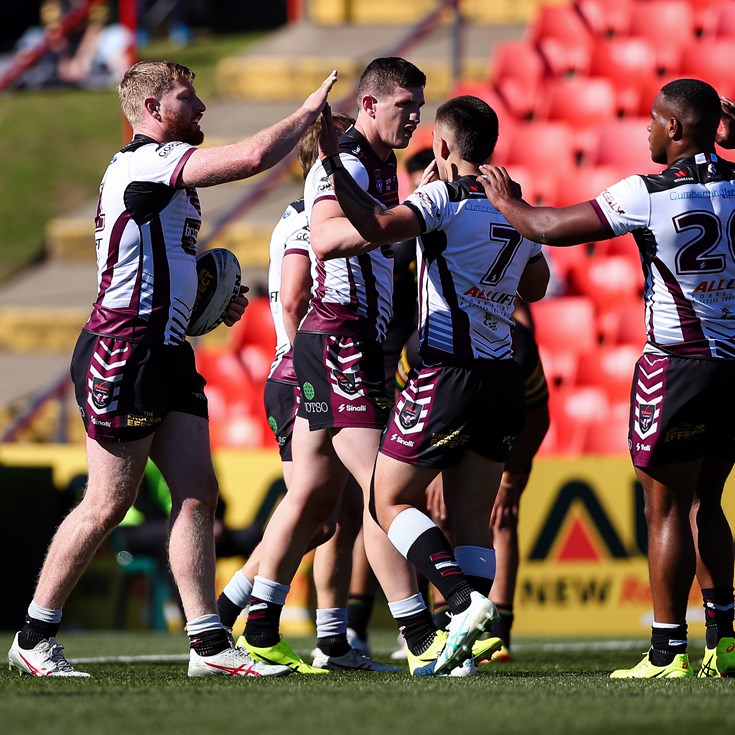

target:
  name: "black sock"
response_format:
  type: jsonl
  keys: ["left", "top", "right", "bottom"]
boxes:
{"left": 431, "top": 603, "right": 451, "bottom": 631}
{"left": 347, "top": 594, "right": 374, "bottom": 640}
{"left": 405, "top": 527, "right": 474, "bottom": 613}
{"left": 702, "top": 587, "right": 735, "bottom": 648}
{"left": 217, "top": 591, "right": 243, "bottom": 629}
{"left": 466, "top": 574, "right": 492, "bottom": 597}
{"left": 244, "top": 597, "right": 282, "bottom": 648}
{"left": 189, "top": 627, "right": 231, "bottom": 657}
{"left": 649, "top": 623, "right": 687, "bottom": 666}
{"left": 317, "top": 634, "right": 350, "bottom": 657}
{"left": 18, "top": 618, "right": 60, "bottom": 650}
{"left": 488, "top": 606, "right": 514, "bottom": 648}
{"left": 396, "top": 607, "right": 437, "bottom": 656}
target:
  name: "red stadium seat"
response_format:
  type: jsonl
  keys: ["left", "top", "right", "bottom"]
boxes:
{"left": 547, "top": 384, "right": 610, "bottom": 455}
{"left": 628, "top": 1, "right": 697, "bottom": 74}
{"left": 575, "top": 344, "right": 639, "bottom": 404}
{"left": 529, "top": 4, "right": 594, "bottom": 76}
{"left": 608, "top": 300, "right": 647, "bottom": 348}
{"left": 195, "top": 346, "right": 258, "bottom": 403}
{"left": 553, "top": 165, "right": 621, "bottom": 208}
{"left": 593, "top": 118, "right": 661, "bottom": 173}
{"left": 535, "top": 76, "right": 617, "bottom": 162}
{"left": 531, "top": 296, "right": 598, "bottom": 386}
{"left": 710, "top": 1, "right": 735, "bottom": 38}
{"left": 489, "top": 40, "right": 546, "bottom": 120}
{"left": 545, "top": 244, "right": 595, "bottom": 285}
{"left": 583, "top": 415, "right": 630, "bottom": 454}
{"left": 676, "top": 39, "right": 735, "bottom": 98}
{"left": 575, "top": 0, "right": 633, "bottom": 38}
{"left": 228, "top": 295, "right": 276, "bottom": 355}
{"left": 568, "top": 254, "right": 643, "bottom": 312}
{"left": 503, "top": 121, "right": 577, "bottom": 204}
{"left": 589, "top": 37, "right": 658, "bottom": 117}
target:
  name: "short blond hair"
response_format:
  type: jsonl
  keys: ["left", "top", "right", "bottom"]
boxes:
{"left": 297, "top": 112, "right": 354, "bottom": 179}
{"left": 118, "top": 60, "right": 196, "bottom": 126}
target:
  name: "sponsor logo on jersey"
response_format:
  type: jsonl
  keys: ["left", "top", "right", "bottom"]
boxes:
{"left": 90, "top": 417, "right": 112, "bottom": 427}
{"left": 374, "top": 170, "right": 383, "bottom": 194}
{"left": 463, "top": 286, "right": 516, "bottom": 306}
{"left": 601, "top": 190, "right": 625, "bottom": 214}
{"left": 338, "top": 403, "right": 366, "bottom": 413}
{"left": 398, "top": 399, "right": 421, "bottom": 429}
{"left": 638, "top": 404, "right": 655, "bottom": 433}
{"left": 430, "top": 429, "right": 469, "bottom": 449}
{"left": 302, "top": 382, "right": 316, "bottom": 400}
{"left": 127, "top": 413, "right": 158, "bottom": 428}
{"left": 390, "top": 432, "right": 415, "bottom": 447}
{"left": 182, "top": 218, "right": 200, "bottom": 254}
{"left": 268, "top": 416, "right": 278, "bottom": 433}
{"left": 91, "top": 378, "right": 113, "bottom": 409}
{"left": 304, "top": 401, "right": 329, "bottom": 413}
{"left": 158, "top": 141, "right": 185, "bottom": 158}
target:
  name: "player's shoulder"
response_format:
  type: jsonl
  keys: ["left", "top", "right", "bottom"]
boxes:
{"left": 445, "top": 175, "right": 488, "bottom": 202}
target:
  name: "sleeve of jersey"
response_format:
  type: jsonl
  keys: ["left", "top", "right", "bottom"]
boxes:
{"left": 304, "top": 154, "right": 371, "bottom": 212}
{"left": 591, "top": 175, "right": 650, "bottom": 236}
{"left": 129, "top": 141, "right": 197, "bottom": 187}
{"left": 283, "top": 213, "right": 311, "bottom": 257}
{"left": 403, "top": 182, "right": 450, "bottom": 234}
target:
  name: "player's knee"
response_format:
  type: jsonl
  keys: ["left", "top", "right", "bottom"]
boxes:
{"left": 308, "top": 521, "right": 337, "bottom": 550}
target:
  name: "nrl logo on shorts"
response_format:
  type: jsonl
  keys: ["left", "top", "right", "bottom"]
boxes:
{"left": 398, "top": 399, "right": 421, "bottom": 430}
{"left": 91, "top": 378, "right": 113, "bottom": 409}
{"left": 638, "top": 404, "right": 655, "bottom": 433}
{"left": 333, "top": 369, "right": 357, "bottom": 394}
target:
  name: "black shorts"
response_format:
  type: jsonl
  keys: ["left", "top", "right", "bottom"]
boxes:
{"left": 293, "top": 332, "right": 392, "bottom": 430}
{"left": 263, "top": 378, "right": 299, "bottom": 461}
{"left": 630, "top": 353, "right": 735, "bottom": 467}
{"left": 70, "top": 331, "right": 208, "bottom": 442}
{"left": 380, "top": 359, "right": 525, "bottom": 469}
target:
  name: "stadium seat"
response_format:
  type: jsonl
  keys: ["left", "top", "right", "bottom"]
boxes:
{"left": 589, "top": 37, "right": 658, "bottom": 117}
{"left": 592, "top": 118, "right": 661, "bottom": 173}
{"left": 553, "top": 165, "right": 621, "bottom": 208}
{"left": 567, "top": 254, "right": 643, "bottom": 313}
{"left": 195, "top": 346, "right": 258, "bottom": 402}
{"left": 228, "top": 295, "right": 276, "bottom": 355}
{"left": 628, "top": 1, "right": 697, "bottom": 74}
{"left": 582, "top": 415, "right": 630, "bottom": 455}
{"left": 637, "top": 74, "right": 681, "bottom": 117}
{"left": 676, "top": 38, "right": 735, "bottom": 98}
{"left": 575, "top": 344, "right": 639, "bottom": 404}
{"left": 546, "top": 384, "right": 611, "bottom": 455}
{"left": 535, "top": 76, "right": 617, "bottom": 163}
{"left": 575, "top": 0, "right": 633, "bottom": 38}
{"left": 544, "top": 243, "right": 595, "bottom": 285}
{"left": 489, "top": 40, "right": 546, "bottom": 120}
{"left": 529, "top": 3, "right": 594, "bottom": 76}
{"left": 503, "top": 165, "right": 547, "bottom": 206}
{"left": 710, "top": 0, "right": 735, "bottom": 37}
{"left": 608, "top": 300, "right": 647, "bottom": 348}
{"left": 531, "top": 296, "right": 598, "bottom": 386}
{"left": 503, "top": 121, "right": 578, "bottom": 203}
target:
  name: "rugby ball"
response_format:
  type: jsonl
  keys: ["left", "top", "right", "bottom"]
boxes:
{"left": 187, "top": 248, "right": 242, "bottom": 336}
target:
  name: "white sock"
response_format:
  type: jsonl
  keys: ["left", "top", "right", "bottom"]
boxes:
{"left": 316, "top": 607, "right": 348, "bottom": 638}
{"left": 28, "top": 600, "right": 62, "bottom": 625}
{"left": 222, "top": 570, "right": 253, "bottom": 608}
{"left": 388, "top": 593, "right": 427, "bottom": 620}
{"left": 251, "top": 576, "right": 290, "bottom": 605}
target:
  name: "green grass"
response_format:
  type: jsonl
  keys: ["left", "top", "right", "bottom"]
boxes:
{"left": 2, "top": 631, "right": 734, "bottom": 735}
{"left": 0, "top": 32, "right": 261, "bottom": 283}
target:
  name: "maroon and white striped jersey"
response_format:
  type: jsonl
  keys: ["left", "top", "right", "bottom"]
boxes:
{"left": 267, "top": 199, "right": 310, "bottom": 382}
{"left": 593, "top": 152, "right": 735, "bottom": 359}
{"left": 302, "top": 127, "right": 397, "bottom": 342}
{"left": 85, "top": 135, "right": 200, "bottom": 345}
{"left": 404, "top": 176, "right": 543, "bottom": 362}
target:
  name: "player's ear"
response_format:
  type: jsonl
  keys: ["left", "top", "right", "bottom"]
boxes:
{"left": 362, "top": 95, "right": 378, "bottom": 118}
{"left": 669, "top": 115, "right": 683, "bottom": 141}
{"left": 144, "top": 96, "right": 161, "bottom": 120}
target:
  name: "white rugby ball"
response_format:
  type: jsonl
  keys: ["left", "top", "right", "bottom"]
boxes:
{"left": 187, "top": 248, "right": 242, "bottom": 336}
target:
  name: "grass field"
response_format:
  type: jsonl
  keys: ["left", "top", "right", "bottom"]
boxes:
{"left": 2, "top": 630, "right": 734, "bottom": 735}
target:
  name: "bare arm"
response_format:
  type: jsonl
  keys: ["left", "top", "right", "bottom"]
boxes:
{"left": 310, "top": 105, "right": 421, "bottom": 259}
{"left": 477, "top": 164, "right": 610, "bottom": 246}
{"left": 280, "top": 252, "right": 312, "bottom": 344}
{"left": 180, "top": 71, "right": 337, "bottom": 188}
{"left": 517, "top": 254, "right": 550, "bottom": 303}
{"left": 717, "top": 96, "right": 735, "bottom": 150}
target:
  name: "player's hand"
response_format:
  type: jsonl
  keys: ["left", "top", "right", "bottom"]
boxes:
{"left": 302, "top": 69, "right": 338, "bottom": 118}
{"left": 416, "top": 159, "right": 438, "bottom": 189}
{"left": 318, "top": 103, "right": 340, "bottom": 159}
{"left": 223, "top": 285, "right": 249, "bottom": 327}
{"left": 477, "top": 165, "right": 517, "bottom": 206}
{"left": 489, "top": 476, "right": 524, "bottom": 531}
{"left": 425, "top": 476, "right": 447, "bottom": 523}
{"left": 717, "top": 96, "right": 735, "bottom": 149}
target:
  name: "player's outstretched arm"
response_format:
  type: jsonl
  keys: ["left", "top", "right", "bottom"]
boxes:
{"left": 477, "top": 164, "right": 608, "bottom": 247}
{"left": 181, "top": 70, "right": 338, "bottom": 188}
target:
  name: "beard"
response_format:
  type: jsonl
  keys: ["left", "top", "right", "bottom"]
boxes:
{"left": 162, "top": 110, "right": 204, "bottom": 146}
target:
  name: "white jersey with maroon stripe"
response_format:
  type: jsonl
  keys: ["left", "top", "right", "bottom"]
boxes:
{"left": 404, "top": 176, "right": 543, "bottom": 362}
{"left": 267, "top": 199, "right": 310, "bottom": 381}
{"left": 85, "top": 135, "right": 200, "bottom": 345}
{"left": 302, "top": 127, "right": 396, "bottom": 342}
{"left": 593, "top": 152, "right": 735, "bottom": 359}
